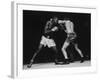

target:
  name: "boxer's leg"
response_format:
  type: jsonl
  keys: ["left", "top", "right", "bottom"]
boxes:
{"left": 61, "top": 41, "right": 69, "bottom": 59}
{"left": 74, "top": 44, "right": 83, "bottom": 57}
{"left": 30, "top": 36, "right": 47, "bottom": 63}
{"left": 61, "top": 40, "right": 70, "bottom": 64}
{"left": 27, "top": 44, "right": 43, "bottom": 68}
{"left": 51, "top": 46, "right": 60, "bottom": 64}
{"left": 74, "top": 43, "right": 84, "bottom": 63}
{"left": 31, "top": 44, "right": 43, "bottom": 62}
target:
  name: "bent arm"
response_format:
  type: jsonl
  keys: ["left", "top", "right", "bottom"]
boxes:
{"left": 44, "top": 21, "right": 52, "bottom": 33}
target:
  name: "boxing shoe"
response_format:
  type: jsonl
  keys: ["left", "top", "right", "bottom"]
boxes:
{"left": 63, "top": 59, "right": 70, "bottom": 64}
{"left": 27, "top": 59, "right": 34, "bottom": 68}
{"left": 55, "top": 59, "right": 70, "bottom": 65}
{"left": 27, "top": 62, "right": 32, "bottom": 68}
{"left": 80, "top": 57, "right": 85, "bottom": 63}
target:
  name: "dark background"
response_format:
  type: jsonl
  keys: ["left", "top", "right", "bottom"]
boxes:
{"left": 23, "top": 10, "right": 91, "bottom": 65}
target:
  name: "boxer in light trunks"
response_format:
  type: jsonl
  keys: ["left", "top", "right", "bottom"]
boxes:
{"left": 27, "top": 17, "right": 61, "bottom": 68}
{"left": 59, "top": 18, "right": 84, "bottom": 63}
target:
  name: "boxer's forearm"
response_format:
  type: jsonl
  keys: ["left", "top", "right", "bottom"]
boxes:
{"left": 51, "top": 26, "right": 58, "bottom": 31}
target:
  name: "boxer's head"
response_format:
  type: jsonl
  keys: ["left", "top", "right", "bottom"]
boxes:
{"left": 52, "top": 17, "right": 58, "bottom": 23}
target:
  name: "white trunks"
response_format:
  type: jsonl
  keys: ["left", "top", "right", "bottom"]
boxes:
{"left": 40, "top": 36, "right": 56, "bottom": 48}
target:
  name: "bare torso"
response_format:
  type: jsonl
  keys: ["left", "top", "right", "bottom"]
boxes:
{"left": 58, "top": 20, "right": 74, "bottom": 33}
{"left": 64, "top": 20, "right": 74, "bottom": 33}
